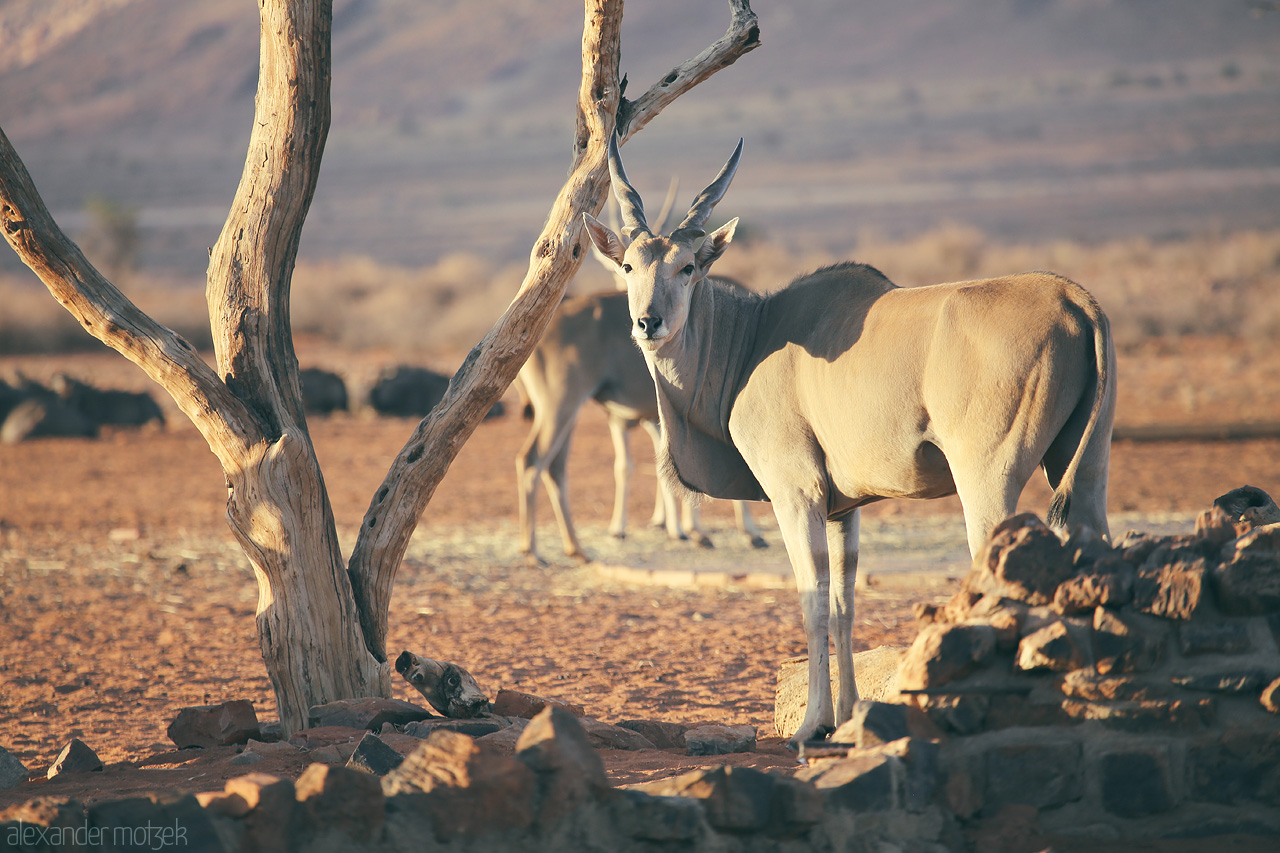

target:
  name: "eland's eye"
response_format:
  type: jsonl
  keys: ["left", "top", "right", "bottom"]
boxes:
{"left": 622, "top": 263, "right": 632, "bottom": 273}
{"left": 682, "top": 264, "right": 695, "bottom": 276}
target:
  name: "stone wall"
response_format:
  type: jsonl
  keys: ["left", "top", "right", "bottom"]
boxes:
{"left": 871, "top": 486, "right": 1280, "bottom": 841}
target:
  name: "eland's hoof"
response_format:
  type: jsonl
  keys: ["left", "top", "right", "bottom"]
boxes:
{"left": 749, "top": 535, "right": 769, "bottom": 549}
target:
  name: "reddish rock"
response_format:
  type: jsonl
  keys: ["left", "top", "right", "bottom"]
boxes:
{"left": 966, "top": 803, "right": 1040, "bottom": 852}
{"left": 1133, "top": 558, "right": 1211, "bottom": 620}
{"left": 167, "top": 699, "right": 260, "bottom": 748}
{"left": 1053, "top": 569, "right": 1132, "bottom": 615}
{"left": 381, "top": 730, "right": 536, "bottom": 840}
{"left": 491, "top": 688, "right": 584, "bottom": 719}
{"left": 289, "top": 726, "right": 366, "bottom": 749}
{"left": 1015, "top": 621, "right": 1086, "bottom": 673}
{"left": 830, "top": 700, "right": 944, "bottom": 748}
{"left": 985, "top": 742, "right": 1083, "bottom": 809}
{"left": 224, "top": 772, "right": 292, "bottom": 809}
{"left": 1059, "top": 671, "right": 1174, "bottom": 702}
{"left": 897, "top": 623, "right": 997, "bottom": 691}
{"left": 1092, "top": 607, "right": 1166, "bottom": 674}
{"left": 1195, "top": 505, "right": 1240, "bottom": 545}
{"left": 945, "top": 768, "right": 982, "bottom": 819}
{"left": 1062, "top": 697, "right": 1214, "bottom": 732}
{"left": 795, "top": 753, "right": 895, "bottom": 813}
{"left": 46, "top": 738, "right": 102, "bottom": 778}
{"left": 972, "top": 513, "right": 1075, "bottom": 606}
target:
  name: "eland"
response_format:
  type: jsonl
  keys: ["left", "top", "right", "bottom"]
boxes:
{"left": 583, "top": 135, "right": 1115, "bottom": 747}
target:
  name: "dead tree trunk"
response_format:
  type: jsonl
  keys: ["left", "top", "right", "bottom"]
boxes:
{"left": 0, "top": 0, "right": 760, "bottom": 734}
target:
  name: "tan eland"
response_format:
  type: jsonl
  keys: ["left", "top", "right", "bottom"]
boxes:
{"left": 583, "top": 135, "right": 1115, "bottom": 747}
{"left": 516, "top": 288, "right": 767, "bottom": 564}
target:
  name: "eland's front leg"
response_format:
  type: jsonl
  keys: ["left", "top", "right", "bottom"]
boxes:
{"left": 828, "top": 509, "right": 860, "bottom": 726}
{"left": 773, "top": 498, "right": 834, "bottom": 748}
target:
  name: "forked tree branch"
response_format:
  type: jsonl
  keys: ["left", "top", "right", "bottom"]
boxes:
{"left": 347, "top": 0, "right": 761, "bottom": 661}
{"left": 0, "top": 128, "right": 258, "bottom": 464}
{"left": 617, "top": 0, "right": 760, "bottom": 141}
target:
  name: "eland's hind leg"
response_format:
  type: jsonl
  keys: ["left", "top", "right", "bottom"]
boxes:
{"left": 950, "top": 451, "right": 1038, "bottom": 558}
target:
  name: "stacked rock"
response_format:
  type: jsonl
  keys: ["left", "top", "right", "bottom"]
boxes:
{"left": 901, "top": 485, "right": 1280, "bottom": 733}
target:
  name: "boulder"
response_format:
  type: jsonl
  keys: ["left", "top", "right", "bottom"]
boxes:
{"left": 1212, "top": 524, "right": 1280, "bottom": 615}
{"left": 1015, "top": 621, "right": 1087, "bottom": 673}
{"left": 774, "top": 645, "right": 906, "bottom": 740}
{"left": 684, "top": 724, "right": 756, "bottom": 756}
{"left": 1092, "top": 608, "right": 1166, "bottom": 674}
{"left": 295, "top": 763, "right": 385, "bottom": 844}
{"left": 46, "top": 738, "right": 102, "bottom": 778}
{"left": 984, "top": 741, "right": 1083, "bottom": 811}
{"left": 1059, "top": 671, "right": 1174, "bottom": 703}
{"left": 402, "top": 717, "right": 506, "bottom": 739}
{"left": 580, "top": 718, "right": 657, "bottom": 751}
{"left": 167, "top": 700, "right": 260, "bottom": 748}
{"left": 514, "top": 706, "right": 609, "bottom": 827}
{"left": 637, "top": 766, "right": 786, "bottom": 832}
{"left": 971, "top": 513, "right": 1075, "bottom": 605}
{"left": 1052, "top": 565, "right": 1132, "bottom": 615}
{"left": 0, "top": 746, "right": 28, "bottom": 789}
{"left": 346, "top": 732, "right": 405, "bottom": 776}
{"left": 795, "top": 752, "right": 895, "bottom": 812}
{"left": 382, "top": 730, "right": 537, "bottom": 840}
{"left": 1133, "top": 557, "right": 1212, "bottom": 620}
{"left": 491, "top": 688, "right": 585, "bottom": 719}
{"left": 897, "top": 623, "right": 997, "bottom": 691}
{"left": 828, "top": 700, "right": 943, "bottom": 748}
{"left": 308, "top": 697, "right": 432, "bottom": 731}
{"left": 223, "top": 773, "right": 298, "bottom": 850}
{"left": 617, "top": 719, "right": 688, "bottom": 750}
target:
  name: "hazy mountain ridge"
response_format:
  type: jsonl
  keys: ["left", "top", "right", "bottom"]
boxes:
{"left": 0, "top": 0, "right": 1277, "bottom": 274}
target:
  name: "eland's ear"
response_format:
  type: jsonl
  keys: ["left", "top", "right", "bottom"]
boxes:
{"left": 695, "top": 217, "right": 738, "bottom": 272}
{"left": 582, "top": 213, "right": 626, "bottom": 268}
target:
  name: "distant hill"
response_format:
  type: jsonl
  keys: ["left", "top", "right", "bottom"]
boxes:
{"left": 1, "top": 0, "right": 1278, "bottom": 275}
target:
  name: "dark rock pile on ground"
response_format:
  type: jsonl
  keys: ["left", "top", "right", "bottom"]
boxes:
{"left": 817, "top": 485, "right": 1280, "bottom": 843}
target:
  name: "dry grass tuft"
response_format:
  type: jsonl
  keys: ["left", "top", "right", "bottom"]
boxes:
{"left": 3, "top": 226, "right": 1278, "bottom": 356}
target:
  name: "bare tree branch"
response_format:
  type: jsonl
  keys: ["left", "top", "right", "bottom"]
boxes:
{"left": 347, "top": 0, "right": 761, "bottom": 662}
{"left": 207, "top": 0, "right": 334, "bottom": 437}
{"left": 617, "top": 0, "right": 760, "bottom": 141}
{"left": 0, "top": 127, "right": 258, "bottom": 463}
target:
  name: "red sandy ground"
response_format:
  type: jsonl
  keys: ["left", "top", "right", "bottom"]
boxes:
{"left": 1, "top": 338, "right": 1279, "bottom": 851}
